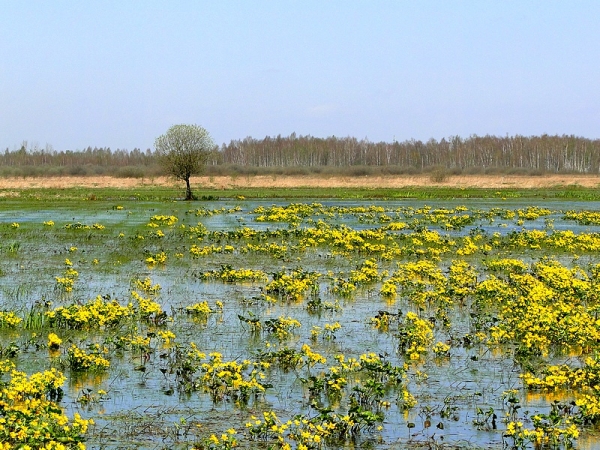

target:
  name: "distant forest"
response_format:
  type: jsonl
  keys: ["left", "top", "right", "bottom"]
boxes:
{"left": 2, "top": 134, "right": 600, "bottom": 177}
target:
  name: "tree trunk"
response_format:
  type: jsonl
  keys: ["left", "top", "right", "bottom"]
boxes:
{"left": 185, "top": 177, "right": 193, "bottom": 200}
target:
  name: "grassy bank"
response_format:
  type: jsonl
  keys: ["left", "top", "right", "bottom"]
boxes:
{"left": 2, "top": 184, "right": 600, "bottom": 203}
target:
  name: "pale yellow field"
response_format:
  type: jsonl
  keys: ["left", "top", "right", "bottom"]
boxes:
{"left": 0, "top": 174, "right": 598, "bottom": 190}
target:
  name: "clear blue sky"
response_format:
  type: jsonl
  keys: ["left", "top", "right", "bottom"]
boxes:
{"left": 1, "top": 1, "right": 599, "bottom": 151}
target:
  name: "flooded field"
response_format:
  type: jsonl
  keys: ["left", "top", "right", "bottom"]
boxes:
{"left": 2, "top": 198, "right": 600, "bottom": 449}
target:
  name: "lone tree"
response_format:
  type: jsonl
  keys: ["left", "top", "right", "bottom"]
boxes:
{"left": 154, "top": 124, "right": 215, "bottom": 200}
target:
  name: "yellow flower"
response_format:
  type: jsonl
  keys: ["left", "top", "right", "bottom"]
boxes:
{"left": 48, "top": 333, "right": 62, "bottom": 349}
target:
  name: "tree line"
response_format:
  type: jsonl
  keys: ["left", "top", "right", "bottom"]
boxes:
{"left": 0, "top": 144, "right": 160, "bottom": 177}
{"left": 219, "top": 133, "right": 600, "bottom": 173}
{"left": 3, "top": 133, "right": 600, "bottom": 177}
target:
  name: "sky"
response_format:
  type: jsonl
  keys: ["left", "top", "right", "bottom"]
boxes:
{"left": 1, "top": 1, "right": 599, "bottom": 151}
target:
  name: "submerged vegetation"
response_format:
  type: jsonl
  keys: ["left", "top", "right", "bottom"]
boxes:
{"left": 3, "top": 193, "right": 600, "bottom": 448}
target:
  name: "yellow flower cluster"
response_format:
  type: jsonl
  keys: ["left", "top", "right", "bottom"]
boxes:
{"left": 195, "top": 427, "right": 237, "bottom": 450}
{"left": 67, "top": 344, "right": 110, "bottom": 371}
{"left": 254, "top": 203, "right": 317, "bottom": 226}
{"left": 264, "top": 269, "right": 320, "bottom": 301}
{"left": 199, "top": 352, "right": 269, "bottom": 403}
{"left": 331, "top": 259, "right": 385, "bottom": 297}
{"left": 245, "top": 402, "right": 385, "bottom": 449}
{"left": 119, "top": 334, "right": 151, "bottom": 352}
{"left": 133, "top": 277, "right": 161, "bottom": 294}
{"left": 196, "top": 265, "right": 267, "bottom": 283}
{"left": 500, "top": 228, "right": 600, "bottom": 253}
{"left": 47, "top": 296, "right": 133, "bottom": 329}
{"left": 484, "top": 258, "right": 529, "bottom": 273}
{"left": 447, "top": 260, "right": 477, "bottom": 301}
{"left": 516, "top": 206, "right": 553, "bottom": 220}
{"left": 479, "top": 259, "right": 600, "bottom": 356}
{"left": 380, "top": 260, "right": 447, "bottom": 305}
{"left": 263, "top": 316, "right": 301, "bottom": 340}
{"left": 504, "top": 418, "right": 579, "bottom": 449}
{"left": 313, "top": 322, "right": 341, "bottom": 341}
{"left": 0, "top": 311, "right": 22, "bottom": 328}
{"left": 242, "top": 242, "right": 288, "bottom": 259}
{"left": 131, "top": 291, "right": 163, "bottom": 321}
{"left": 147, "top": 229, "right": 165, "bottom": 238}
{"left": 190, "top": 244, "right": 232, "bottom": 257}
{"left": 564, "top": 209, "right": 600, "bottom": 225}
{"left": 300, "top": 344, "right": 327, "bottom": 366}
{"left": 432, "top": 341, "right": 451, "bottom": 356}
{"left": 0, "top": 361, "right": 93, "bottom": 447}
{"left": 148, "top": 214, "right": 178, "bottom": 227}
{"left": 192, "top": 205, "right": 241, "bottom": 217}
{"left": 47, "top": 333, "right": 62, "bottom": 349}
{"left": 55, "top": 260, "right": 79, "bottom": 293}
{"left": 186, "top": 301, "right": 213, "bottom": 316}
{"left": 397, "top": 312, "right": 434, "bottom": 361}
{"left": 521, "top": 355, "right": 600, "bottom": 423}
{"left": 145, "top": 251, "right": 167, "bottom": 265}
{"left": 157, "top": 330, "right": 176, "bottom": 345}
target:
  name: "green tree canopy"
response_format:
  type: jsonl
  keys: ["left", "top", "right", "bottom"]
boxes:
{"left": 154, "top": 124, "right": 215, "bottom": 200}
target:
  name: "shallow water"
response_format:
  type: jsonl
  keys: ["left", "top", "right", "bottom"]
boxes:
{"left": 1, "top": 198, "right": 599, "bottom": 449}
